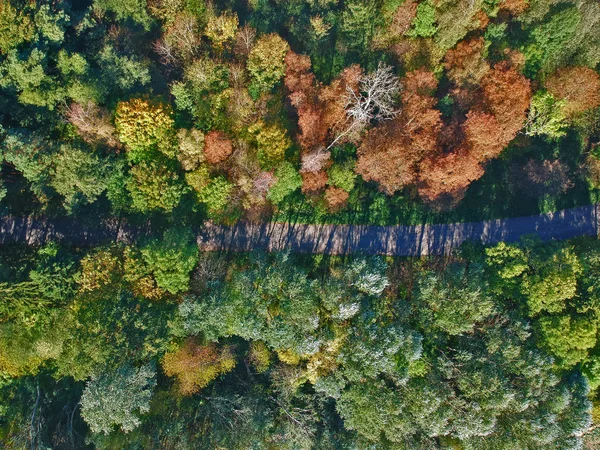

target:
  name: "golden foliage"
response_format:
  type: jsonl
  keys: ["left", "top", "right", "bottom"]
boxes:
{"left": 163, "top": 339, "right": 236, "bottom": 395}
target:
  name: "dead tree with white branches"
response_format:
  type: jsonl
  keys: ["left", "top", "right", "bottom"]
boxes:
{"left": 327, "top": 62, "right": 401, "bottom": 150}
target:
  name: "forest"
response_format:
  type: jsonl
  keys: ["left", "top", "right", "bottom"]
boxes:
{"left": 1, "top": 0, "right": 600, "bottom": 448}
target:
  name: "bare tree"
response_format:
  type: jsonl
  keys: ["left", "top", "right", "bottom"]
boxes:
{"left": 327, "top": 62, "right": 401, "bottom": 150}
{"left": 234, "top": 25, "right": 256, "bottom": 57}
{"left": 300, "top": 148, "right": 331, "bottom": 173}
{"left": 253, "top": 171, "right": 276, "bottom": 195}
{"left": 153, "top": 38, "right": 178, "bottom": 67}
{"left": 65, "top": 102, "right": 120, "bottom": 149}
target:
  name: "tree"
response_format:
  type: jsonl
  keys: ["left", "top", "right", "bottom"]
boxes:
{"left": 355, "top": 120, "right": 422, "bottom": 195}
{"left": 80, "top": 364, "right": 156, "bottom": 434}
{"left": 414, "top": 264, "right": 495, "bottom": 335}
{"left": 406, "top": 0, "right": 437, "bottom": 38}
{"left": 50, "top": 145, "right": 113, "bottom": 212}
{"left": 324, "top": 186, "right": 349, "bottom": 209}
{"left": 93, "top": 0, "right": 153, "bottom": 30}
{"left": 2, "top": 129, "right": 53, "bottom": 203}
{"left": 115, "top": 98, "right": 176, "bottom": 162}
{"left": 331, "top": 62, "right": 401, "bottom": 150}
{"left": 327, "top": 160, "right": 356, "bottom": 192}
{"left": 162, "top": 339, "right": 236, "bottom": 395}
{"left": 204, "top": 11, "right": 238, "bottom": 51}
{"left": 301, "top": 149, "right": 331, "bottom": 174}
{"left": 479, "top": 62, "right": 531, "bottom": 148}
{"left": 444, "top": 38, "right": 489, "bottom": 88}
{"left": 417, "top": 149, "right": 485, "bottom": 206}
{"left": 523, "top": 6, "right": 580, "bottom": 74}
{"left": 126, "top": 160, "right": 185, "bottom": 213}
{"left": 66, "top": 102, "right": 121, "bottom": 149}
{"left": 524, "top": 91, "right": 568, "bottom": 139}
{"left": 538, "top": 314, "right": 597, "bottom": 367}
{"left": 176, "top": 128, "right": 205, "bottom": 171}
{"left": 0, "top": 0, "right": 34, "bottom": 54}
{"left": 340, "top": 0, "right": 378, "bottom": 55}
{"left": 521, "top": 246, "right": 582, "bottom": 315}
{"left": 516, "top": 159, "right": 573, "bottom": 199}
{"left": 203, "top": 130, "right": 233, "bottom": 165}
{"left": 284, "top": 51, "right": 328, "bottom": 150}
{"left": 400, "top": 70, "right": 442, "bottom": 153}
{"left": 249, "top": 121, "right": 292, "bottom": 169}
{"left": 97, "top": 46, "right": 151, "bottom": 95}
{"left": 78, "top": 248, "right": 123, "bottom": 293}
{"left": 545, "top": 66, "right": 600, "bottom": 118}
{"left": 197, "top": 175, "right": 234, "bottom": 216}
{"left": 172, "top": 58, "right": 230, "bottom": 131}
{"left": 247, "top": 33, "right": 289, "bottom": 95}
{"left": 139, "top": 227, "right": 199, "bottom": 295}
{"left": 267, "top": 162, "right": 302, "bottom": 204}
{"left": 156, "top": 12, "right": 200, "bottom": 64}
{"left": 0, "top": 48, "right": 65, "bottom": 109}
{"left": 301, "top": 171, "right": 328, "bottom": 193}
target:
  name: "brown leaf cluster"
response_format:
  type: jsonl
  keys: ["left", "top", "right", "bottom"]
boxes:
{"left": 204, "top": 131, "right": 233, "bottom": 164}
{"left": 546, "top": 66, "right": 600, "bottom": 118}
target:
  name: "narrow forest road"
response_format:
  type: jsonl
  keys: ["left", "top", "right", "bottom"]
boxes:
{"left": 1, "top": 204, "right": 598, "bottom": 256}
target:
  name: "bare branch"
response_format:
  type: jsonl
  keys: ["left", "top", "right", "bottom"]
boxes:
{"left": 328, "top": 62, "right": 400, "bottom": 150}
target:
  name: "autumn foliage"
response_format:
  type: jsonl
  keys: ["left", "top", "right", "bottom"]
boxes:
{"left": 355, "top": 57, "right": 530, "bottom": 206}
{"left": 203, "top": 131, "right": 233, "bottom": 164}
{"left": 443, "top": 38, "right": 489, "bottom": 87}
{"left": 356, "top": 70, "right": 441, "bottom": 195}
{"left": 162, "top": 339, "right": 236, "bottom": 395}
{"left": 301, "top": 171, "right": 328, "bottom": 193}
{"left": 545, "top": 66, "right": 600, "bottom": 118}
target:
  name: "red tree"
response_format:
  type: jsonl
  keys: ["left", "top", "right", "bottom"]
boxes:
{"left": 443, "top": 38, "right": 490, "bottom": 87}
{"left": 204, "top": 131, "right": 233, "bottom": 164}
{"left": 417, "top": 149, "right": 485, "bottom": 206}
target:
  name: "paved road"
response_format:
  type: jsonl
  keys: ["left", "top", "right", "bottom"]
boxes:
{"left": 1, "top": 204, "right": 598, "bottom": 256}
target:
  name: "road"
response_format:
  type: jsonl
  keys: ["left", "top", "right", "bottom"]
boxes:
{"left": 1, "top": 204, "right": 598, "bottom": 256}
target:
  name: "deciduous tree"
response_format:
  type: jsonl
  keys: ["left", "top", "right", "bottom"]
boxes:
{"left": 247, "top": 33, "right": 289, "bottom": 95}
{"left": 545, "top": 66, "right": 600, "bottom": 118}
{"left": 203, "top": 130, "right": 233, "bottom": 164}
{"left": 115, "top": 98, "right": 176, "bottom": 162}
{"left": 162, "top": 339, "right": 236, "bottom": 395}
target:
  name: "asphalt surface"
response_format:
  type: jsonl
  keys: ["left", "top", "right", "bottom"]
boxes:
{"left": 1, "top": 204, "right": 598, "bottom": 256}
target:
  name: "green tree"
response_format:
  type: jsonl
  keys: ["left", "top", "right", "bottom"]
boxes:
{"left": 93, "top": 0, "right": 153, "bottom": 29}
{"left": 50, "top": 145, "right": 113, "bottom": 212}
{"left": 171, "top": 59, "right": 230, "bottom": 131}
{"left": 524, "top": 91, "right": 567, "bottom": 140}
{"left": 538, "top": 313, "right": 597, "bottom": 367}
{"left": 523, "top": 6, "right": 580, "bottom": 75}
{"left": 80, "top": 364, "right": 156, "bottom": 434}
{"left": 34, "top": 4, "right": 69, "bottom": 45}
{"left": 140, "top": 227, "right": 199, "bottom": 295}
{"left": 0, "top": 0, "right": 34, "bottom": 54}
{"left": 97, "top": 46, "right": 151, "bottom": 96}
{"left": 249, "top": 121, "right": 292, "bottom": 169}
{"left": 407, "top": 0, "right": 437, "bottom": 38}
{"left": 126, "top": 160, "right": 185, "bottom": 213}
{"left": 1, "top": 129, "right": 53, "bottom": 202}
{"left": 414, "top": 264, "right": 495, "bottom": 335}
{"left": 340, "top": 0, "right": 378, "bottom": 56}
{"left": 0, "top": 48, "right": 64, "bottom": 109}
{"left": 521, "top": 246, "right": 582, "bottom": 315}
{"left": 267, "top": 162, "right": 302, "bottom": 204}
{"left": 328, "top": 160, "right": 357, "bottom": 192}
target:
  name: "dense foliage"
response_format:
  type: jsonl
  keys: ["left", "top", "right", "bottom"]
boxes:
{"left": 1, "top": 0, "right": 600, "bottom": 448}
{"left": 0, "top": 0, "right": 599, "bottom": 224}
{"left": 2, "top": 237, "right": 600, "bottom": 448}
